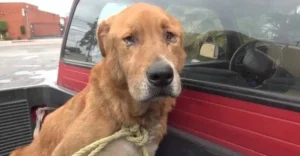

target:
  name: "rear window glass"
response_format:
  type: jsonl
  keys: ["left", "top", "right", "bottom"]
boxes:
{"left": 62, "top": 0, "right": 300, "bottom": 98}
{"left": 62, "top": 0, "right": 226, "bottom": 65}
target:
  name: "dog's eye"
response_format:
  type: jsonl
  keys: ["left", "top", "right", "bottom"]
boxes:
{"left": 123, "top": 36, "right": 136, "bottom": 47}
{"left": 165, "top": 31, "right": 177, "bottom": 43}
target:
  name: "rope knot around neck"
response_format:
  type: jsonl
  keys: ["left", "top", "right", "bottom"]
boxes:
{"left": 125, "top": 124, "right": 149, "bottom": 146}
{"left": 72, "top": 124, "right": 149, "bottom": 156}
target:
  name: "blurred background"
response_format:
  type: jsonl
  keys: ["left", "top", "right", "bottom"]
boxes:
{"left": 0, "top": 0, "right": 73, "bottom": 89}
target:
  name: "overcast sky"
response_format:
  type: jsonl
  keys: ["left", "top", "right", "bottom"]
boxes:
{"left": 0, "top": 0, "right": 73, "bottom": 17}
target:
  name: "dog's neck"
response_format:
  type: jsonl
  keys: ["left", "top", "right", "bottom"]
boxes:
{"left": 87, "top": 60, "right": 174, "bottom": 129}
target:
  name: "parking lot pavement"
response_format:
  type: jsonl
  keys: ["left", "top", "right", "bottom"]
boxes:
{"left": 0, "top": 40, "right": 62, "bottom": 89}
{"left": 0, "top": 38, "right": 62, "bottom": 47}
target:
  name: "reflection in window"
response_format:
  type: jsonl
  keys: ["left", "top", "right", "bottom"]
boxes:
{"left": 63, "top": 1, "right": 131, "bottom": 64}
{"left": 63, "top": 0, "right": 104, "bottom": 64}
{"left": 166, "top": 5, "right": 227, "bottom": 64}
{"left": 236, "top": 7, "right": 300, "bottom": 46}
{"left": 62, "top": 0, "right": 300, "bottom": 98}
{"left": 98, "top": 3, "right": 129, "bottom": 24}
{"left": 64, "top": 16, "right": 101, "bottom": 63}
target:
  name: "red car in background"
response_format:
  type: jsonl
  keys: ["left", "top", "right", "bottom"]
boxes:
{"left": 1, "top": 0, "right": 300, "bottom": 155}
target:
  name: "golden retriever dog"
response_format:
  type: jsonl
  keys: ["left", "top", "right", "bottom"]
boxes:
{"left": 10, "top": 2, "right": 186, "bottom": 156}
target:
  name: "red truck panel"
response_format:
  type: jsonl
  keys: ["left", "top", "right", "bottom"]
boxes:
{"left": 169, "top": 90, "right": 300, "bottom": 156}
{"left": 57, "top": 61, "right": 90, "bottom": 92}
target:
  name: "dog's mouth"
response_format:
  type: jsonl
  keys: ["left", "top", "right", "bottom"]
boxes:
{"left": 139, "top": 87, "right": 177, "bottom": 103}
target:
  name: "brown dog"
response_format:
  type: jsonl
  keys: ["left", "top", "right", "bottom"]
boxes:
{"left": 10, "top": 3, "right": 186, "bottom": 156}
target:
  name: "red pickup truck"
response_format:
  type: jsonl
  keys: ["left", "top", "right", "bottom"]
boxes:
{"left": 1, "top": 0, "right": 300, "bottom": 155}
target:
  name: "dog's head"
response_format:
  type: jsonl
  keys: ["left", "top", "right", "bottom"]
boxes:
{"left": 97, "top": 3, "right": 186, "bottom": 103}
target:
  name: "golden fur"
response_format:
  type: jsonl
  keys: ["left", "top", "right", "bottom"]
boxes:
{"left": 10, "top": 3, "right": 186, "bottom": 156}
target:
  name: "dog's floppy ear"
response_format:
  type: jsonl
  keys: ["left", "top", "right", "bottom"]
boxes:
{"left": 96, "top": 19, "right": 112, "bottom": 57}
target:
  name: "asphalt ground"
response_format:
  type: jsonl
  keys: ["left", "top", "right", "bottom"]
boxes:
{"left": 0, "top": 40, "right": 62, "bottom": 89}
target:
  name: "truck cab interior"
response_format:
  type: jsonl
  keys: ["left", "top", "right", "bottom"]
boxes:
{"left": 163, "top": 0, "right": 300, "bottom": 96}
{"left": 63, "top": 0, "right": 300, "bottom": 97}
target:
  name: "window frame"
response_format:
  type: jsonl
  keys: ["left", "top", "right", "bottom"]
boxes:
{"left": 60, "top": 0, "right": 99, "bottom": 69}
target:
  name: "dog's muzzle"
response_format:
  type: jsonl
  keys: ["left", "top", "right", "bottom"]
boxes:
{"left": 140, "top": 60, "right": 180, "bottom": 102}
{"left": 146, "top": 61, "right": 174, "bottom": 87}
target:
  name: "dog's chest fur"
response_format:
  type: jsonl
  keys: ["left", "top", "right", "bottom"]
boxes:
{"left": 98, "top": 124, "right": 162, "bottom": 156}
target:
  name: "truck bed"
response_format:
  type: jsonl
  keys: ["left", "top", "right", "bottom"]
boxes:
{"left": 0, "top": 85, "right": 240, "bottom": 156}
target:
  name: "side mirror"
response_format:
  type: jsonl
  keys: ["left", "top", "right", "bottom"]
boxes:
{"left": 199, "top": 43, "right": 219, "bottom": 59}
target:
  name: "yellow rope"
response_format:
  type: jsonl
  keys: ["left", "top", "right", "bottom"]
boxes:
{"left": 72, "top": 125, "right": 149, "bottom": 156}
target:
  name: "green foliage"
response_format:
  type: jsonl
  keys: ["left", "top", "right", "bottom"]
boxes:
{"left": 0, "top": 21, "right": 8, "bottom": 35}
{"left": 4, "top": 35, "right": 12, "bottom": 40}
{"left": 20, "top": 25, "right": 26, "bottom": 35}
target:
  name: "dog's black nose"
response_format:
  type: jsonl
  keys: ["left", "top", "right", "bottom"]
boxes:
{"left": 147, "top": 61, "right": 174, "bottom": 87}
